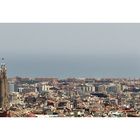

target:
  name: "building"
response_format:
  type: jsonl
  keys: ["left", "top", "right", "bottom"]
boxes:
{"left": 78, "top": 84, "right": 95, "bottom": 94}
{"left": 106, "top": 84, "right": 121, "bottom": 93}
{"left": 42, "top": 83, "right": 53, "bottom": 92}
{"left": 0, "top": 60, "right": 9, "bottom": 112}
{"left": 95, "top": 85, "right": 106, "bottom": 92}
{"left": 35, "top": 83, "right": 42, "bottom": 93}
{"left": 9, "top": 82, "right": 17, "bottom": 93}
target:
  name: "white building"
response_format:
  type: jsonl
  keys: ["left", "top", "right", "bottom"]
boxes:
{"left": 42, "top": 84, "right": 53, "bottom": 92}
{"left": 78, "top": 84, "right": 95, "bottom": 94}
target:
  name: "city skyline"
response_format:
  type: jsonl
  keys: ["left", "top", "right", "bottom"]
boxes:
{"left": 1, "top": 24, "right": 140, "bottom": 117}
{"left": 0, "top": 23, "right": 140, "bottom": 78}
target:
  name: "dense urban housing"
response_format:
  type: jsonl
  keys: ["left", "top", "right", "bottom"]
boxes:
{"left": 1, "top": 61, "right": 140, "bottom": 117}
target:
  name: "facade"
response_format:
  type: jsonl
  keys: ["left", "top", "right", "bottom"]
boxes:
{"left": 106, "top": 84, "right": 121, "bottom": 93}
{"left": 35, "top": 83, "right": 42, "bottom": 93}
{"left": 78, "top": 84, "right": 95, "bottom": 94}
{"left": 9, "top": 82, "right": 16, "bottom": 93}
{"left": 96, "top": 85, "right": 106, "bottom": 92}
{"left": 42, "top": 84, "right": 53, "bottom": 92}
{"left": 0, "top": 62, "right": 9, "bottom": 111}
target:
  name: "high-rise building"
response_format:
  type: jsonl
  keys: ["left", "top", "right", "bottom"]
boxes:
{"left": 78, "top": 84, "right": 95, "bottom": 94}
{"left": 0, "top": 59, "right": 9, "bottom": 112}
{"left": 9, "top": 82, "right": 16, "bottom": 93}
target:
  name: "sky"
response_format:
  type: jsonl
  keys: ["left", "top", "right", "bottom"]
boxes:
{"left": 0, "top": 23, "right": 140, "bottom": 78}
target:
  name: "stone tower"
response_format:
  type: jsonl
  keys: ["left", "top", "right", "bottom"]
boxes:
{"left": 0, "top": 59, "right": 9, "bottom": 111}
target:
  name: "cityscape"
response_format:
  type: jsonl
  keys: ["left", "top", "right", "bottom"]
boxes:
{"left": 1, "top": 3, "right": 139, "bottom": 140}
{"left": 1, "top": 24, "right": 140, "bottom": 117}
{"left": 1, "top": 60, "right": 140, "bottom": 117}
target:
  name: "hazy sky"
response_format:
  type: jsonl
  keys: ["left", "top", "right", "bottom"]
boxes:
{"left": 0, "top": 23, "right": 140, "bottom": 78}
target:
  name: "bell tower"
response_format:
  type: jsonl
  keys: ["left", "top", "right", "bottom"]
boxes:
{"left": 0, "top": 58, "right": 9, "bottom": 111}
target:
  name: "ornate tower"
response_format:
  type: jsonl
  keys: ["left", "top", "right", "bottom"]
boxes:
{"left": 0, "top": 58, "right": 9, "bottom": 111}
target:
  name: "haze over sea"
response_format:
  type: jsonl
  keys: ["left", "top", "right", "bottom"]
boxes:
{"left": 0, "top": 23, "right": 140, "bottom": 78}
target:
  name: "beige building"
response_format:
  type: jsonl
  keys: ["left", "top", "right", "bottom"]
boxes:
{"left": 0, "top": 62, "right": 9, "bottom": 111}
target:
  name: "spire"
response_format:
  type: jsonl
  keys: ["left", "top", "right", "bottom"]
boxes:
{"left": 0, "top": 57, "right": 9, "bottom": 112}
{"left": 0, "top": 58, "right": 7, "bottom": 76}
{"left": 1, "top": 58, "right": 6, "bottom": 68}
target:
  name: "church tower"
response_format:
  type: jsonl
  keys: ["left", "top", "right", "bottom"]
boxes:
{"left": 0, "top": 58, "right": 9, "bottom": 112}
